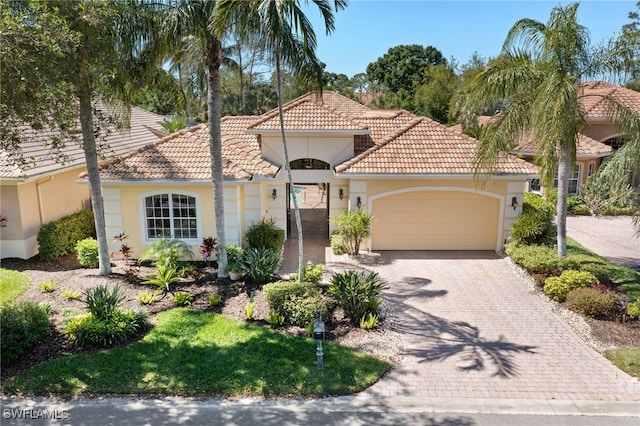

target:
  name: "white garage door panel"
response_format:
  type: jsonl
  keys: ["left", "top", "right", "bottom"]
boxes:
{"left": 372, "top": 191, "right": 499, "bottom": 250}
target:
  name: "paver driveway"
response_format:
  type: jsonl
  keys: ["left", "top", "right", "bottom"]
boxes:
{"left": 351, "top": 251, "right": 640, "bottom": 401}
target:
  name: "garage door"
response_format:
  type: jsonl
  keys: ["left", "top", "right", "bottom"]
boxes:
{"left": 371, "top": 191, "right": 500, "bottom": 250}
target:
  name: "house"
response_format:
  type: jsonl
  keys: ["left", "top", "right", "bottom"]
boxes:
{"left": 512, "top": 81, "right": 639, "bottom": 194}
{"left": 0, "top": 106, "right": 165, "bottom": 259}
{"left": 90, "top": 91, "right": 537, "bottom": 256}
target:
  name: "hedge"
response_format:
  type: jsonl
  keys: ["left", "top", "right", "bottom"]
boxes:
{"left": 37, "top": 209, "right": 96, "bottom": 260}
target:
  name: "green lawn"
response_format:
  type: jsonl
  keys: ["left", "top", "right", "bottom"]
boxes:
{"left": 605, "top": 348, "right": 640, "bottom": 378}
{"left": 0, "top": 268, "right": 31, "bottom": 305}
{"left": 2, "top": 308, "right": 390, "bottom": 396}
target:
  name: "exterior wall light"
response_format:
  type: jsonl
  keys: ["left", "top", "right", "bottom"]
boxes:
{"left": 339, "top": 188, "right": 344, "bottom": 200}
{"left": 272, "top": 189, "right": 277, "bottom": 200}
{"left": 356, "top": 196, "right": 362, "bottom": 209}
{"left": 511, "top": 196, "right": 518, "bottom": 210}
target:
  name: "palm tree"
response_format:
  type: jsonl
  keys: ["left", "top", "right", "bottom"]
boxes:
{"left": 155, "top": 0, "right": 230, "bottom": 277}
{"left": 459, "top": 3, "right": 639, "bottom": 256}
{"left": 217, "top": 0, "right": 346, "bottom": 281}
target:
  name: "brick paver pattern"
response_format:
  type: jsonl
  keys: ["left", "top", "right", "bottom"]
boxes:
{"left": 352, "top": 251, "right": 640, "bottom": 401}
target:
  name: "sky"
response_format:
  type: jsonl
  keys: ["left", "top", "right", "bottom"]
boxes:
{"left": 303, "top": 1, "right": 636, "bottom": 77}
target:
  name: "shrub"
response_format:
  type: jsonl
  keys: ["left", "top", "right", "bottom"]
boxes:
{"left": 38, "top": 280, "right": 56, "bottom": 293}
{"left": 505, "top": 244, "right": 564, "bottom": 276}
{"left": 226, "top": 245, "right": 246, "bottom": 274}
{"left": 510, "top": 211, "right": 555, "bottom": 245}
{"left": 0, "top": 301, "right": 50, "bottom": 364}
{"left": 332, "top": 210, "right": 373, "bottom": 256}
{"left": 143, "top": 264, "right": 183, "bottom": 293}
{"left": 567, "top": 195, "right": 590, "bottom": 215}
{"left": 172, "top": 292, "right": 192, "bottom": 306}
{"left": 84, "top": 284, "right": 125, "bottom": 321}
{"left": 511, "top": 193, "right": 555, "bottom": 245}
{"left": 360, "top": 313, "right": 379, "bottom": 330}
{"left": 76, "top": 238, "right": 99, "bottom": 268}
{"left": 37, "top": 209, "right": 96, "bottom": 261}
{"left": 62, "top": 289, "right": 82, "bottom": 301}
{"left": 563, "top": 254, "right": 612, "bottom": 284}
{"left": 543, "top": 270, "right": 598, "bottom": 301}
{"left": 263, "top": 281, "right": 329, "bottom": 327}
{"left": 266, "top": 310, "right": 285, "bottom": 327}
{"left": 330, "top": 231, "right": 347, "bottom": 255}
{"left": 136, "top": 290, "right": 157, "bottom": 305}
{"left": 244, "top": 247, "right": 280, "bottom": 284}
{"left": 208, "top": 293, "right": 222, "bottom": 306}
{"left": 113, "top": 232, "right": 134, "bottom": 265}
{"left": 627, "top": 302, "right": 640, "bottom": 320}
{"left": 245, "top": 217, "right": 284, "bottom": 253}
{"left": 64, "top": 309, "right": 148, "bottom": 347}
{"left": 139, "top": 238, "right": 193, "bottom": 268}
{"left": 290, "top": 261, "right": 324, "bottom": 284}
{"left": 566, "top": 286, "right": 616, "bottom": 318}
{"left": 329, "top": 270, "right": 387, "bottom": 323}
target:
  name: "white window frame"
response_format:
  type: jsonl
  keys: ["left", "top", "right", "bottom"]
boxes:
{"left": 587, "top": 162, "right": 595, "bottom": 177}
{"left": 139, "top": 190, "right": 202, "bottom": 245}
{"left": 553, "top": 164, "right": 581, "bottom": 195}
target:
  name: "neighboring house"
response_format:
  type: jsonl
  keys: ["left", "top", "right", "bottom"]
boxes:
{"left": 512, "top": 81, "right": 639, "bottom": 194}
{"left": 91, "top": 91, "right": 536, "bottom": 256}
{"left": 0, "top": 106, "right": 165, "bottom": 259}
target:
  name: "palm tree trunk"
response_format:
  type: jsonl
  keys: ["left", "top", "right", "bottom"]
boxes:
{"left": 275, "top": 42, "right": 304, "bottom": 282}
{"left": 556, "top": 145, "right": 571, "bottom": 257}
{"left": 207, "top": 42, "right": 228, "bottom": 278}
{"left": 78, "top": 80, "right": 111, "bottom": 276}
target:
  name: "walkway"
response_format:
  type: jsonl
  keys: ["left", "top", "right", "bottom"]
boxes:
{"left": 566, "top": 215, "right": 640, "bottom": 270}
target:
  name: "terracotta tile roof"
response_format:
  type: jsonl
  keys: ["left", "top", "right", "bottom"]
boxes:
{"left": 96, "top": 118, "right": 279, "bottom": 182}
{"left": 247, "top": 94, "right": 368, "bottom": 132}
{"left": 512, "top": 131, "right": 613, "bottom": 157}
{"left": 97, "top": 91, "right": 536, "bottom": 181}
{"left": 0, "top": 106, "right": 165, "bottom": 179}
{"left": 579, "top": 81, "right": 640, "bottom": 118}
{"left": 337, "top": 118, "right": 537, "bottom": 175}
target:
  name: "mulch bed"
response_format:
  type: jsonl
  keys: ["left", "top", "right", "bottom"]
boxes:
{"left": 0, "top": 255, "right": 400, "bottom": 384}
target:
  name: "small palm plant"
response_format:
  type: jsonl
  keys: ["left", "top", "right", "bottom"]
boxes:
{"left": 142, "top": 264, "right": 182, "bottom": 299}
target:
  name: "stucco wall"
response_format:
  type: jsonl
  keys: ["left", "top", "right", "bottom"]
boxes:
{"left": 1, "top": 167, "right": 90, "bottom": 259}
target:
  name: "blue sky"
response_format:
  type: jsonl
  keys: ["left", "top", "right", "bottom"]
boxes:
{"left": 304, "top": 1, "right": 636, "bottom": 77}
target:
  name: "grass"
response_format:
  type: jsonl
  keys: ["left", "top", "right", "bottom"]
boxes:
{"left": 0, "top": 268, "right": 31, "bottom": 305}
{"left": 604, "top": 348, "right": 640, "bottom": 378}
{"left": 2, "top": 308, "right": 390, "bottom": 396}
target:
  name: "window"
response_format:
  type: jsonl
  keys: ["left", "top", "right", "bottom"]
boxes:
{"left": 553, "top": 164, "right": 581, "bottom": 195}
{"left": 587, "top": 162, "right": 595, "bottom": 177}
{"left": 144, "top": 193, "right": 198, "bottom": 240}
{"left": 603, "top": 136, "right": 628, "bottom": 151}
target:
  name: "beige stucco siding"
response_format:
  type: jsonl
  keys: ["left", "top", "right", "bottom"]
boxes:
{"left": 584, "top": 122, "right": 621, "bottom": 143}
{"left": 112, "top": 184, "right": 216, "bottom": 258}
{"left": 1, "top": 167, "right": 90, "bottom": 259}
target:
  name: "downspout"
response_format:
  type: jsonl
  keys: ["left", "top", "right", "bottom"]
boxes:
{"left": 35, "top": 175, "right": 54, "bottom": 225}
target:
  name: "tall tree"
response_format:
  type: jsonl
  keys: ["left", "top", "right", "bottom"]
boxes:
{"left": 458, "top": 3, "right": 639, "bottom": 256}
{"left": 155, "top": 0, "right": 230, "bottom": 277}
{"left": 2, "top": 0, "right": 155, "bottom": 275}
{"left": 366, "top": 44, "right": 445, "bottom": 94}
{"left": 217, "top": 0, "right": 346, "bottom": 281}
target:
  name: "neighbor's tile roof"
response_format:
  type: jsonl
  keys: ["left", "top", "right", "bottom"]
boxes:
{"left": 0, "top": 106, "right": 165, "bottom": 179}
{"left": 336, "top": 118, "right": 538, "bottom": 175}
{"left": 579, "top": 81, "right": 640, "bottom": 118}
{"left": 512, "top": 132, "right": 613, "bottom": 156}
{"left": 96, "top": 118, "right": 279, "bottom": 181}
